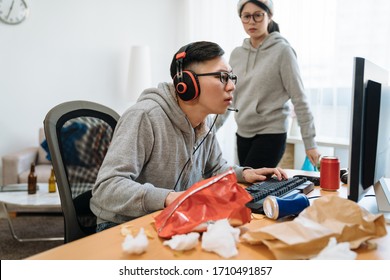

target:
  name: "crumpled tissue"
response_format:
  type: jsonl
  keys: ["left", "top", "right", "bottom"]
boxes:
{"left": 201, "top": 219, "right": 240, "bottom": 258}
{"left": 163, "top": 232, "right": 200, "bottom": 251}
{"left": 311, "top": 237, "right": 357, "bottom": 260}
{"left": 122, "top": 227, "right": 148, "bottom": 254}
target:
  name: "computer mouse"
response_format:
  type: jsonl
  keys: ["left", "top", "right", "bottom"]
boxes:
{"left": 341, "top": 172, "right": 348, "bottom": 184}
{"left": 340, "top": 168, "right": 348, "bottom": 177}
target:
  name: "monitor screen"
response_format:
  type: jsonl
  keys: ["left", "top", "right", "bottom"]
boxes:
{"left": 347, "top": 57, "right": 389, "bottom": 203}
{"left": 373, "top": 85, "right": 390, "bottom": 183}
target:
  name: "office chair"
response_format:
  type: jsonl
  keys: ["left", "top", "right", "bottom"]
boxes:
{"left": 43, "top": 100, "right": 120, "bottom": 243}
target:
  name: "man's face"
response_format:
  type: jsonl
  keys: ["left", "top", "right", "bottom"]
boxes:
{"left": 192, "top": 57, "right": 236, "bottom": 115}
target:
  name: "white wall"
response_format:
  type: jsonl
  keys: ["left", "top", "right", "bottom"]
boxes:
{"left": 0, "top": 0, "right": 187, "bottom": 182}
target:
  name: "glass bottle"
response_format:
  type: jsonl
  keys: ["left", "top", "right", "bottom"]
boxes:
{"left": 28, "top": 162, "right": 37, "bottom": 194}
{"left": 48, "top": 168, "right": 56, "bottom": 193}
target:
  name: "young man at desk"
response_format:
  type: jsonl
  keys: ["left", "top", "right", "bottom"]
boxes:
{"left": 90, "top": 41, "right": 288, "bottom": 232}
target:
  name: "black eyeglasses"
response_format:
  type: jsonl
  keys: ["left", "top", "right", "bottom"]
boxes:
{"left": 196, "top": 72, "right": 238, "bottom": 85}
{"left": 240, "top": 12, "right": 266, "bottom": 23}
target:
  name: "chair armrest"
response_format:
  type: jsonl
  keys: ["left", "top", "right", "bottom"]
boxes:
{"left": 2, "top": 147, "right": 39, "bottom": 185}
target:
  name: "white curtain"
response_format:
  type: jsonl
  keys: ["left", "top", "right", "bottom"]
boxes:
{"left": 184, "top": 0, "right": 390, "bottom": 164}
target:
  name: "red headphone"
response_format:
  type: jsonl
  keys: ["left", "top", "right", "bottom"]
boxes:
{"left": 173, "top": 44, "right": 201, "bottom": 101}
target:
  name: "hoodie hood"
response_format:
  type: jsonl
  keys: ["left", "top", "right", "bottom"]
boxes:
{"left": 242, "top": 31, "right": 288, "bottom": 51}
{"left": 135, "top": 82, "right": 210, "bottom": 138}
{"left": 136, "top": 82, "right": 190, "bottom": 133}
{"left": 242, "top": 32, "right": 290, "bottom": 73}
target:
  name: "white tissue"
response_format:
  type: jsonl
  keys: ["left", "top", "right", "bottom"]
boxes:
{"left": 122, "top": 227, "right": 148, "bottom": 254}
{"left": 311, "top": 237, "right": 357, "bottom": 260}
{"left": 201, "top": 219, "right": 240, "bottom": 258}
{"left": 163, "top": 232, "right": 200, "bottom": 251}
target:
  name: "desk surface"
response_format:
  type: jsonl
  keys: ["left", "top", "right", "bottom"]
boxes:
{"left": 287, "top": 135, "right": 349, "bottom": 149}
{"left": 27, "top": 170, "right": 389, "bottom": 260}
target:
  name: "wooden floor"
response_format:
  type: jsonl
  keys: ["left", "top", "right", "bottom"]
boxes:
{"left": 0, "top": 213, "right": 64, "bottom": 259}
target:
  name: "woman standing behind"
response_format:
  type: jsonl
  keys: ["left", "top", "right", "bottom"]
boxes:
{"left": 220, "top": 0, "right": 320, "bottom": 168}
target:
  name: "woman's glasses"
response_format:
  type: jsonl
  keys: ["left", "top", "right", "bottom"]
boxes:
{"left": 196, "top": 72, "right": 238, "bottom": 85}
{"left": 240, "top": 12, "right": 266, "bottom": 23}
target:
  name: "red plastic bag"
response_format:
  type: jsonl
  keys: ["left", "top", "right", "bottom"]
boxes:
{"left": 154, "top": 169, "right": 252, "bottom": 239}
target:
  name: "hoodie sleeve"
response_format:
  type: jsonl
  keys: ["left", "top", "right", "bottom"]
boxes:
{"left": 90, "top": 109, "right": 172, "bottom": 222}
{"left": 280, "top": 46, "right": 317, "bottom": 150}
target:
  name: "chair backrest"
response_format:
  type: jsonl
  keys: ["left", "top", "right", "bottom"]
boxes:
{"left": 43, "top": 100, "right": 120, "bottom": 243}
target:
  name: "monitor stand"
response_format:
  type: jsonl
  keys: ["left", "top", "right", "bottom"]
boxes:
{"left": 374, "top": 177, "right": 390, "bottom": 224}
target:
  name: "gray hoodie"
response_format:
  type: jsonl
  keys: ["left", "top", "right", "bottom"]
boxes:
{"left": 222, "top": 32, "right": 316, "bottom": 150}
{"left": 90, "top": 82, "right": 246, "bottom": 225}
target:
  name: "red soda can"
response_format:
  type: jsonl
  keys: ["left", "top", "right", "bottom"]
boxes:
{"left": 320, "top": 156, "right": 340, "bottom": 191}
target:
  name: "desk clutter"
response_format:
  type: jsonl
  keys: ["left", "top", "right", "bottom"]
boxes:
{"left": 121, "top": 219, "right": 241, "bottom": 258}
{"left": 241, "top": 195, "right": 386, "bottom": 259}
{"left": 118, "top": 170, "right": 387, "bottom": 259}
{"left": 154, "top": 169, "right": 252, "bottom": 239}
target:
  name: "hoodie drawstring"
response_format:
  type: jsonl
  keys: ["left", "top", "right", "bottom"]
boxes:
{"left": 245, "top": 46, "right": 261, "bottom": 74}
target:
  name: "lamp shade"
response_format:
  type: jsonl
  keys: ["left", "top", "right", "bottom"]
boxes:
{"left": 127, "top": 45, "right": 152, "bottom": 102}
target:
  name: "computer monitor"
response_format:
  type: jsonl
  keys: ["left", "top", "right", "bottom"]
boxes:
{"left": 347, "top": 57, "right": 390, "bottom": 222}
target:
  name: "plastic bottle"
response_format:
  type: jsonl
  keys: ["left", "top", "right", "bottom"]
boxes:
{"left": 48, "top": 168, "right": 56, "bottom": 193}
{"left": 28, "top": 163, "right": 37, "bottom": 194}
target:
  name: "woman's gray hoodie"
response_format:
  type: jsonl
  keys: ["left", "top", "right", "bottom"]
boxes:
{"left": 221, "top": 32, "right": 316, "bottom": 150}
{"left": 90, "top": 82, "right": 246, "bottom": 225}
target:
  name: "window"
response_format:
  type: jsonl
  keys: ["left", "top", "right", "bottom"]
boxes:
{"left": 184, "top": 0, "right": 390, "bottom": 163}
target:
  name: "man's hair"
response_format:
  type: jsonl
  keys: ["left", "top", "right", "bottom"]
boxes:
{"left": 170, "top": 41, "right": 225, "bottom": 79}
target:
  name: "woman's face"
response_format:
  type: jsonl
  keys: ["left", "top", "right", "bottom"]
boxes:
{"left": 240, "top": 2, "right": 270, "bottom": 43}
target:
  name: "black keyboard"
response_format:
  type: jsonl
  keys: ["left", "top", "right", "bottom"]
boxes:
{"left": 245, "top": 177, "right": 314, "bottom": 214}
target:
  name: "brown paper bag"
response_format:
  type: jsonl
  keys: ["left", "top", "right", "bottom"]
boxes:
{"left": 241, "top": 195, "right": 387, "bottom": 259}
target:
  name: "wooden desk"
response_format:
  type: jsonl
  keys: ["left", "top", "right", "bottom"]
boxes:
{"left": 27, "top": 170, "right": 389, "bottom": 260}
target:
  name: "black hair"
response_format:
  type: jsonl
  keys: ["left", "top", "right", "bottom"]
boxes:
{"left": 239, "top": 0, "right": 280, "bottom": 33}
{"left": 170, "top": 41, "right": 225, "bottom": 79}
{"left": 269, "top": 21, "right": 280, "bottom": 33}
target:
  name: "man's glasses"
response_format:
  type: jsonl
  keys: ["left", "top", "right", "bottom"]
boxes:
{"left": 240, "top": 12, "right": 266, "bottom": 23}
{"left": 196, "top": 72, "right": 238, "bottom": 85}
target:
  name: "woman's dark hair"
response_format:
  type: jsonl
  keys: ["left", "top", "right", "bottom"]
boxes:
{"left": 170, "top": 41, "right": 225, "bottom": 79}
{"left": 239, "top": 0, "right": 280, "bottom": 33}
{"left": 268, "top": 21, "right": 280, "bottom": 33}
